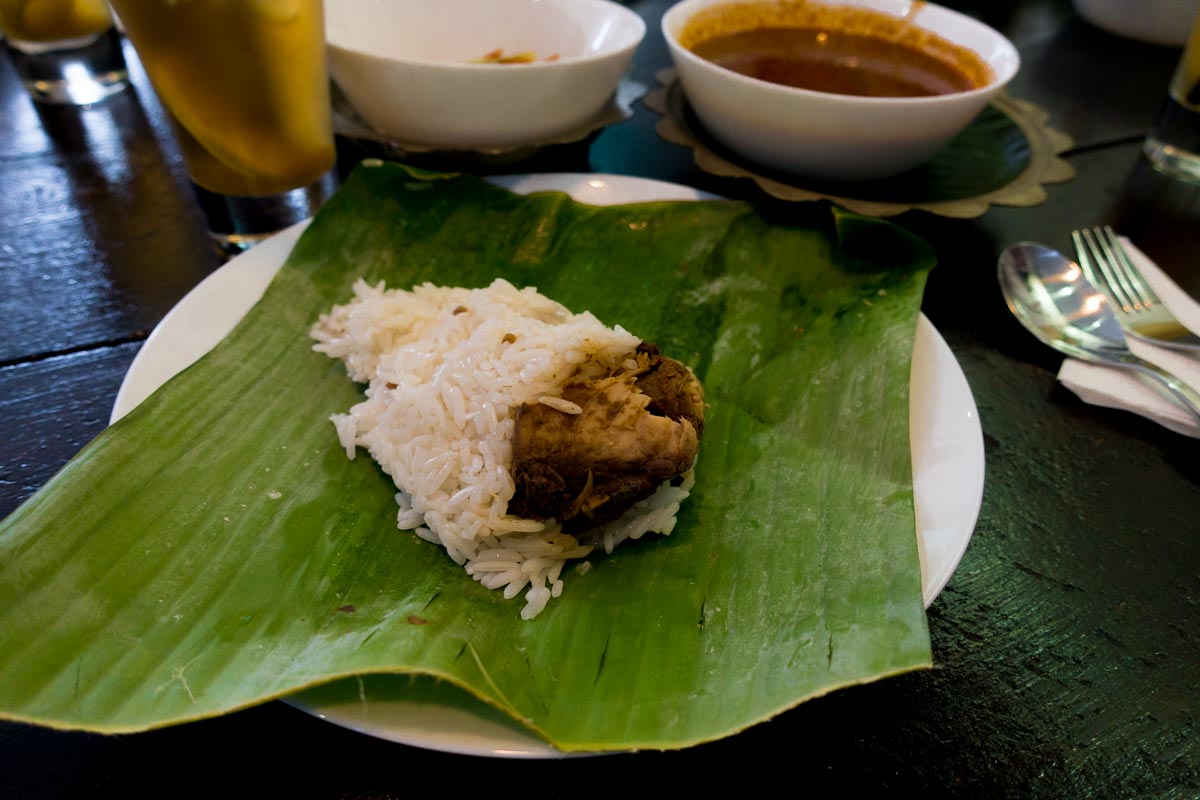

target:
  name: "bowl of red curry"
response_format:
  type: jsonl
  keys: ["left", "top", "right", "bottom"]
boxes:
{"left": 662, "top": 0, "right": 1020, "bottom": 181}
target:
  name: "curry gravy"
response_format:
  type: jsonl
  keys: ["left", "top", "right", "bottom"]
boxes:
{"left": 680, "top": 1, "right": 993, "bottom": 98}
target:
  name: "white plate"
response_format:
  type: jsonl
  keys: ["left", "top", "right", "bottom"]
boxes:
{"left": 111, "top": 173, "right": 984, "bottom": 758}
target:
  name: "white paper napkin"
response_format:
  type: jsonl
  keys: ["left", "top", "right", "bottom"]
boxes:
{"left": 1057, "top": 237, "right": 1200, "bottom": 437}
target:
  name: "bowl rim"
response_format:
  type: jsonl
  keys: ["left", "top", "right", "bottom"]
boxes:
{"left": 327, "top": 0, "right": 647, "bottom": 72}
{"left": 661, "top": 0, "right": 1020, "bottom": 106}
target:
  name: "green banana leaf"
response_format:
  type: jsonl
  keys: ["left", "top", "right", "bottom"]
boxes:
{"left": 0, "top": 164, "right": 935, "bottom": 751}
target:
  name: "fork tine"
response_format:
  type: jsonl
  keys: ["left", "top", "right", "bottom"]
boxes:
{"left": 1098, "top": 226, "right": 1159, "bottom": 310}
{"left": 1074, "top": 227, "right": 1134, "bottom": 312}
{"left": 1070, "top": 228, "right": 1096, "bottom": 283}
{"left": 1086, "top": 227, "right": 1140, "bottom": 310}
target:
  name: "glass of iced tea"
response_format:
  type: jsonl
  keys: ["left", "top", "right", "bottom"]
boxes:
{"left": 1144, "top": 9, "right": 1200, "bottom": 183}
{"left": 0, "top": 0, "right": 128, "bottom": 104}
{"left": 109, "top": 0, "right": 338, "bottom": 256}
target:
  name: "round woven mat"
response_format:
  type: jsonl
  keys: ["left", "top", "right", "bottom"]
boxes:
{"left": 646, "top": 69, "right": 1076, "bottom": 218}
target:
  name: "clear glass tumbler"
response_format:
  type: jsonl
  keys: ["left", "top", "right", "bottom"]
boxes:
{"left": 1144, "top": 9, "right": 1200, "bottom": 183}
{"left": 108, "top": 0, "right": 338, "bottom": 257}
{"left": 0, "top": 0, "right": 128, "bottom": 105}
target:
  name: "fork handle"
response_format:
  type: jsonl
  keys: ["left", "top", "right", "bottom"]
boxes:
{"left": 1125, "top": 326, "right": 1200, "bottom": 353}
{"left": 1122, "top": 357, "right": 1200, "bottom": 424}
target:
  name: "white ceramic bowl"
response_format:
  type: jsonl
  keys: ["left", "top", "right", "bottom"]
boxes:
{"left": 326, "top": 0, "right": 645, "bottom": 150}
{"left": 662, "top": 0, "right": 1020, "bottom": 181}
{"left": 1072, "top": 0, "right": 1200, "bottom": 46}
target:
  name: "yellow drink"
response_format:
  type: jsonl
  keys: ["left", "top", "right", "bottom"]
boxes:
{"left": 0, "top": 0, "right": 112, "bottom": 43}
{"left": 1144, "top": 10, "right": 1200, "bottom": 181}
{"left": 110, "top": 0, "right": 335, "bottom": 197}
{"left": 1169, "top": 12, "right": 1200, "bottom": 111}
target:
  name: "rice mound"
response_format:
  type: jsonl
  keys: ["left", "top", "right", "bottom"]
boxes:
{"left": 311, "top": 278, "right": 694, "bottom": 619}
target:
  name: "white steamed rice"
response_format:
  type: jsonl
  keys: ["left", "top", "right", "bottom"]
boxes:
{"left": 311, "top": 278, "right": 694, "bottom": 619}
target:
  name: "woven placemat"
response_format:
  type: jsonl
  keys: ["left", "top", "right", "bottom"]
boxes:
{"left": 646, "top": 69, "right": 1076, "bottom": 218}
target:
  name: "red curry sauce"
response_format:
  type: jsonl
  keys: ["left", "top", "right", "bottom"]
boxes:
{"left": 680, "top": 1, "right": 993, "bottom": 98}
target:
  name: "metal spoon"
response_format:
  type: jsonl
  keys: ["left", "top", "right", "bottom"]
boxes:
{"left": 997, "top": 242, "right": 1200, "bottom": 423}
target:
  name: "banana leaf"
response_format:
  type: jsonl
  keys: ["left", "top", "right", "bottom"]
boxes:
{"left": 0, "top": 164, "right": 935, "bottom": 751}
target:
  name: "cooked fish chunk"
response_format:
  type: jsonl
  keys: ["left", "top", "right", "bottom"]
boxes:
{"left": 508, "top": 345, "right": 703, "bottom": 527}
{"left": 632, "top": 342, "right": 705, "bottom": 438}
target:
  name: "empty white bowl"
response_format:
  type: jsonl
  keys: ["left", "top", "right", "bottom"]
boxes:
{"left": 662, "top": 0, "right": 1021, "bottom": 181}
{"left": 326, "top": 0, "right": 645, "bottom": 150}
{"left": 1072, "top": 0, "right": 1200, "bottom": 46}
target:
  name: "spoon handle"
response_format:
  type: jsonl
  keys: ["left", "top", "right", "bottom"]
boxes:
{"left": 1120, "top": 355, "right": 1200, "bottom": 424}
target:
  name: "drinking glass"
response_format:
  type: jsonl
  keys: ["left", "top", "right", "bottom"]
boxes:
{"left": 1144, "top": 9, "right": 1200, "bottom": 183}
{"left": 108, "top": 0, "right": 338, "bottom": 257}
{"left": 0, "top": 0, "right": 128, "bottom": 105}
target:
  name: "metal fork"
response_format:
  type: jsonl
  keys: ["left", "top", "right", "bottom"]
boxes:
{"left": 1072, "top": 226, "right": 1200, "bottom": 352}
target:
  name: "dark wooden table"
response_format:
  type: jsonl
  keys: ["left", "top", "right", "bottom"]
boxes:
{"left": 2, "top": 1, "right": 1198, "bottom": 796}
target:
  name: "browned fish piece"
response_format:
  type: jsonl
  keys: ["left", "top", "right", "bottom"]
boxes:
{"left": 507, "top": 344, "right": 703, "bottom": 528}
{"left": 632, "top": 342, "right": 705, "bottom": 438}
